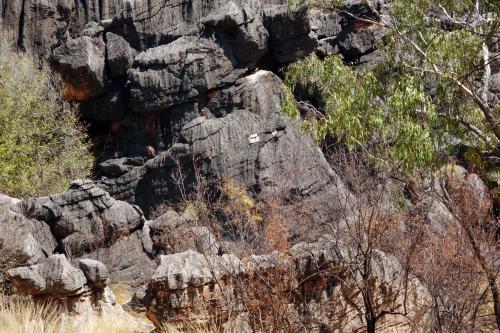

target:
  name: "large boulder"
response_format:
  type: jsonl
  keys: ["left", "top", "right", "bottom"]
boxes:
{"left": 128, "top": 36, "right": 249, "bottom": 113}
{"left": 0, "top": 194, "right": 56, "bottom": 266}
{"left": 8, "top": 254, "right": 86, "bottom": 297}
{"left": 79, "top": 230, "right": 156, "bottom": 287}
{"left": 106, "top": 32, "right": 138, "bottom": 79}
{"left": 202, "top": 1, "right": 269, "bottom": 64}
{"left": 79, "top": 259, "right": 109, "bottom": 289}
{"left": 22, "top": 180, "right": 145, "bottom": 257}
{"left": 51, "top": 34, "right": 108, "bottom": 102}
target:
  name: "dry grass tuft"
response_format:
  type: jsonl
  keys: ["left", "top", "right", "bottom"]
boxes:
{"left": 0, "top": 295, "right": 149, "bottom": 333}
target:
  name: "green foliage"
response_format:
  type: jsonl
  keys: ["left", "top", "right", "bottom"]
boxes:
{"left": 0, "top": 35, "right": 93, "bottom": 197}
{"left": 386, "top": 0, "right": 499, "bottom": 146}
{"left": 221, "top": 180, "right": 263, "bottom": 226}
{"left": 283, "top": 54, "right": 437, "bottom": 173}
{"left": 282, "top": 0, "right": 499, "bottom": 175}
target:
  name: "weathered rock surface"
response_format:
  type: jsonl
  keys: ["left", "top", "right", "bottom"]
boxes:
{"left": 0, "top": 194, "right": 57, "bottom": 266}
{"left": 51, "top": 34, "right": 108, "bottom": 102}
{"left": 144, "top": 236, "right": 432, "bottom": 332}
{"left": 79, "top": 259, "right": 109, "bottom": 289}
{"left": 99, "top": 70, "right": 352, "bottom": 221}
{"left": 8, "top": 254, "right": 86, "bottom": 297}
{"left": 7, "top": 254, "right": 139, "bottom": 325}
{"left": 143, "top": 210, "right": 221, "bottom": 257}
{"left": 129, "top": 36, "right": 249, "bottom": 113}
{"left": 0, "top": 0, "right": 388, "bottom": 217}
{"left": 106, "top": 32, "right": 137, "bottom": 79}
{"left": 22, "top": 179, "right": 145, "bottom": 257}
{"left": 79, "top": 229, "right": 156, "bottom": 287}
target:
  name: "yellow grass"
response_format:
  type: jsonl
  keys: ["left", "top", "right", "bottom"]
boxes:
{"left": 0, "top": 296, "right": 149, "bottom": 333}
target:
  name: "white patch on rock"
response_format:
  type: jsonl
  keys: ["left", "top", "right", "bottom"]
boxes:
{"left": 248, "top": 134, "right": 260, "bottom": 144}
{"left": 244, "top": 70, "right": 271, "bottom": 84}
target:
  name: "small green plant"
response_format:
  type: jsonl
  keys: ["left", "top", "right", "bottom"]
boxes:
{"left": 0, "top": 34, "right": 93, "bottom": 197}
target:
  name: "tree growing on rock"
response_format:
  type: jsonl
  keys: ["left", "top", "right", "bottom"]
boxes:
{"left": 0, "top": 34, "right": 93, "bottom": 197}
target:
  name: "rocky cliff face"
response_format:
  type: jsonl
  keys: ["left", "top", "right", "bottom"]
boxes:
{"left": 1, "top": 0, "right": 386, "bottom": 216}
{"left": 0, "top": 0, "right": 440, "bottom": 331}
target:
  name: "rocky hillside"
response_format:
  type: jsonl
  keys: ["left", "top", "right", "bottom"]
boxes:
{"left": 0, "top": 0, "right": 498, "bottom": 332}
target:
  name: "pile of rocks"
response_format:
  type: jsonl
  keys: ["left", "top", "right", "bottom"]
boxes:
{"left": 9, "top": 255, "right": 118, "bottom": 315}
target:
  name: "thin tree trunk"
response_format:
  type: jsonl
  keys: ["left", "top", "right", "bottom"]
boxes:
{"left": 462, "top": 224, "right": 500, "bottom": 331}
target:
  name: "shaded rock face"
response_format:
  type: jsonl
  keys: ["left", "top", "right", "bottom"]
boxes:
{"left": 79, "top": 229, "right": 156, "bottom": 288}
{"left": 99, "top": 70, "right": 352, "bottom": 219}
{"left": 143, "top": 236, "right": 432, "bottom": 332}
{"left": 0, "top": 194, "right": 57, "bottom": 266}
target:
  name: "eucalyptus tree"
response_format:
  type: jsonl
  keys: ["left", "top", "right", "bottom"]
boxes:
{"left": 283, "top": 0, "right": 499, "bottom": 175}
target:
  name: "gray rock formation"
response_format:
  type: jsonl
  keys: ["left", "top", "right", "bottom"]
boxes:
{"left": 8, "top": 254, "right": 86, "bottom": 297}
{"left": 1, "top": 0, "right": 387, "bottom": 218}
{"left": 0, "top": 0, "right": 393, "bottom": 306}
{"left": 1, "top": 181, "right": 154, "bottom": 288}
{"left": 143, "top": 210, "right": 221, "bottom": 257}
{"left": 99, "top": 70, "right": 352, "bottom": 222}
{"left": 129, "top": 36, "right": 249, "bottom": 113}
{"left": 23, "top": 179, "right": 145, "bottom": 257}
{"left": 51, "top": 34, "right": 108, "bottom": 102}
{"left": 0, "top": 195, "right": 56, "bottom": 266}
{"left": 79, "top": 229, "right": 156, "bottom": 287}
{"left": 106, "top": 32, "right": 137, "bottom": 79}
{"left": 144, "top": 236, "right": 432, "bottom": 332}
{"left": 79, "top": 259, "right": 109, "bottom": 289}
{"left": 7, "top": 254, "right": 138, "bottom": 324}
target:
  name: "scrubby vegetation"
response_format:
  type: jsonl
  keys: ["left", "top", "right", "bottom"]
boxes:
{"left": 0, "top": 34, "right": 93, "bottom": 197}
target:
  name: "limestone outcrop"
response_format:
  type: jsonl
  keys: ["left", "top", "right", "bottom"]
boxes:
{"left": 143, "top": 236, "right": 432, "bottom": 332}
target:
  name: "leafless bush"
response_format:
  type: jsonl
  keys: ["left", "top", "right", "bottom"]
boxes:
{"left": 403, "top": 166, "right": 500, "bottom": 332}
